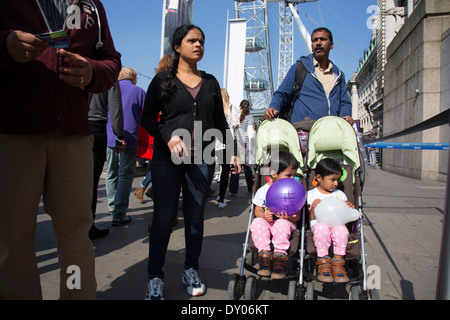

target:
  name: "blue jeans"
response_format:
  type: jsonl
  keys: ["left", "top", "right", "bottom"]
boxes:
{"left": 106, "top": 147, "right": 137, "bottom": 219}
{"left": 147, "top": 149, "right": 215, "bottom": 279}
{"left": 141, "top": 171, "right": 152, "bottom": 189}
{"left": 229, "top": 164, "right": 254, "bottom": 194}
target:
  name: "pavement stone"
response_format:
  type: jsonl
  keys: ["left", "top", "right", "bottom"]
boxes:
{"left": 34, "top": 164, "right": 447, "bottom": 301}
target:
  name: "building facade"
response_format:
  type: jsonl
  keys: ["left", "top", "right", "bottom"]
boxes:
{"left": 348, "top": 0, "right": 448, "bottom": 181}
{"left": 383, "top": 0, "right": 449, "bottom": 181}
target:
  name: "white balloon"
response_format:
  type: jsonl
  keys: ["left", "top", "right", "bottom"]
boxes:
{"left": 314, "top": 197, "right": 360, "bottom": 227}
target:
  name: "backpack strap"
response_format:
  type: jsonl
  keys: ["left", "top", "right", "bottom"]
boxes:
{"left": 280, "top": 59, "right": 308, "bottom": 122}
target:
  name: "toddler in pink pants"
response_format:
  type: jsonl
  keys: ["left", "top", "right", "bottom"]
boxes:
{"left": 307, "top": 158, "right": 356, "bottom": 284}
{"left": 250, "top": 151, "right": 300, "bottom": 279}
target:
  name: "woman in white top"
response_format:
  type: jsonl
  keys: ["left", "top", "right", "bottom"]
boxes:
{"left": 216, "top": 89, "right": 240, "bottom": 208}
{"left": 229, "top": 100, "right": 255, "bottom": 196}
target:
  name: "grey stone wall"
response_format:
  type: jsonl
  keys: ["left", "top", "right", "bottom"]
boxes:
{"left": 383, "top": 0, "right": 449, "bottom": 181}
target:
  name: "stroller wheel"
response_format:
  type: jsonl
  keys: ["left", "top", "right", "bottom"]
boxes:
{"left": 244, "top": 276, "right": 257, "bottom": 300}
{"left": 349, "top": 285, "right": 379, "bottom": 300}
{"left": 349, "top": 285, "right": 360, "bottom": 300}
{"left": 368, "top": 288, "right": 379, "bottom": 300}
{"left": 287, "top": 280, "right": 297, "bottom": 300}
{"left": 305, "top": 282, "right": 314, "bottom": 300}
{"left": 288, "top": 280, "right": 305, "bottom": 300}
{"left": 228, "top": 274, "right": 245, "bottom": 300}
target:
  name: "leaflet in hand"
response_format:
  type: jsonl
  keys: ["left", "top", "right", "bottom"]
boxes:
{"left": 35, "top": 30, "right": 70, "bottom": 48}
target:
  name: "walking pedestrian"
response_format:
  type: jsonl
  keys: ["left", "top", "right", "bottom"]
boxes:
{"left": 229, "top": 100, "right": 255, "bottom": 196}
{"left": 106, "top": 67, "right": 146, "bottom": 226}
{"left": 89, "top": 81, "right": 124, "bottom": 239}
{"left": 141, "top": 24, "right": 240, "bottom": 300}
{"left": 216, "top": 88, "right": 240, "bottom": 208}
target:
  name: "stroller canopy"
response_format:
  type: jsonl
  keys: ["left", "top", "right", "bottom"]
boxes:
{"left": 256, "top": 118, "right": 304, "bottom": 176}
{"left": 307, "top": 116, "right": 361, "bottom": 177}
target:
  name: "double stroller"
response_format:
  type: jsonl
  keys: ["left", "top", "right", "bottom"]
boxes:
{"left": 227, "top": 116, "right": 379, "bottom": 300}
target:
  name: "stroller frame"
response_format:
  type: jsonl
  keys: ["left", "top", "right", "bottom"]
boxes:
{"left": 227, "top": 165, "right": 304, "bottom": 300}
{"left": 288, "top": 168, "right": 378, "bottom": 300}
{"left": 227, "top": 117, "right": 379, "bottom": 300}
{"left": 288, "top": 115, "right": 379, "bottom": 300}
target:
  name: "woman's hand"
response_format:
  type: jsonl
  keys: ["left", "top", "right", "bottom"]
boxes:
{"left": 168, "top": 135, "right": 188, "bottom": 159}
{"left": 229, "top": 156, "right": 241, "bottom": 174}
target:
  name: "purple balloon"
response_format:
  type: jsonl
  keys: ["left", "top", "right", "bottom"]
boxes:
{"left": 265, "top": 178, "right": 306, "bottom": 216}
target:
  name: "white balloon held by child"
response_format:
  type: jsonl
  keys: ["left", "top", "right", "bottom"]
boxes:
{"left": 314, "top": 197, "right": 360, "bottom": 227}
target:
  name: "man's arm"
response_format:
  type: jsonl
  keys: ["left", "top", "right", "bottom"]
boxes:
{"left": 107, "top": 81, "right": 124, "bottom": 139}
{"left": 265, "top": 63, "right": 296, "bottom": 120}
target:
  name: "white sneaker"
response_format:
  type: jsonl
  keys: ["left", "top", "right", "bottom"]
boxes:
{"left": 145, "top": 277, "right": 164, "bottom": 300}
{"left": 216, "top": 195, "right": 221, "bottom": 201}
{"left": 182, "top": 268, "right": 206, "bottom": 296}
{"left": 217, "top": 202, "right": 228, "bottom": 209}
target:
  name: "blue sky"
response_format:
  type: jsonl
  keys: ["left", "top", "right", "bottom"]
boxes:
{"left": 102, "top": 0, "right": 377, "bottom": 91}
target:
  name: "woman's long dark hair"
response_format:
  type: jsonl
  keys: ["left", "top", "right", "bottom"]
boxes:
{"left": 159, "top": 24, "right": 205, "bottom": 101}
{"left": 239, "top": 100, "right": 250, "bottom": 123}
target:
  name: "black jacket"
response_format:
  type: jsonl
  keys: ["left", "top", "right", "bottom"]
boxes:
{"left": 141, "top": 70, "right": 233, "bottom": 161}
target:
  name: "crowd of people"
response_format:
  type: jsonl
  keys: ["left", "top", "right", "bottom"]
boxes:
{"left": 0, "top": 0, "right": 359, "bottom": 300}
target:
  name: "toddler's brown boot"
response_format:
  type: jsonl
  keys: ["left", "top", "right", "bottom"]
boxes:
{"left": 271, "top": 252, "right": 288, "bottom": 279}
{"left": 332, "top": 258, "right": 349, "bottom": 283}
{"left": 257, "top": 251, "right": 272, "bottom": 277}
{"left": 316, "top": 256, "right": 333, "bottom": 283}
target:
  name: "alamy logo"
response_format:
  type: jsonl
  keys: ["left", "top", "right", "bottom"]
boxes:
{"left": 65, "top": 5, "right": 81, "bottom": 30}
{"left": 66, "top": 4, "right": 96, "bottom": 30}
{"left": 367, "top": 265, "right": 381, "bottom": 290}
{"left": 66, "top": 265, "right": 81, "bottom": 290}
{"left": 169, "top": 121, "right": 281, "bottom": 173}
{"left": 366, "top": 5, "right": 381, "bottom": 30}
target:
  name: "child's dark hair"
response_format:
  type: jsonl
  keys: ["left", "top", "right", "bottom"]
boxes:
{"left": 315, "top": 158, "right": 342, "bottom": 177}
{"left": 271, "top": 151, "right": 299, "bottom": 174}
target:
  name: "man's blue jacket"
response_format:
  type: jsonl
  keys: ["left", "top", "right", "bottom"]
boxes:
{"left": 269, "top": 54, "right": 352, "bottom": 123}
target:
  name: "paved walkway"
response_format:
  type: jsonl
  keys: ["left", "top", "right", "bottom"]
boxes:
{"left": 35, "top": 165, "right": 447, "bottom": 300}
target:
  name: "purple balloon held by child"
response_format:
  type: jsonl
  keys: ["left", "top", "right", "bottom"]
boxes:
{"left": 265, "top": 178, "right": 306, "bottom": 216}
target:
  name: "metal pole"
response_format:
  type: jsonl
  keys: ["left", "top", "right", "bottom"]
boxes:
{"left": 240, "top": 194, "right": 255, "bottom": 277}
{"left": 223, "top": 10, "right": 229, "bottom": 89}
{"left": 436, "top": 148, "right": 450, "bottom": 299}
{"left": 298, "top": 207, "right": 305, "bottom": 286}
{"left": 287, "top": 3, "right": 312, "bottom": 54}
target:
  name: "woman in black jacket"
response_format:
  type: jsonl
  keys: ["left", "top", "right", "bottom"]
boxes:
{"left": 142, "top": 24, "right": 240, "bottom": 300}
